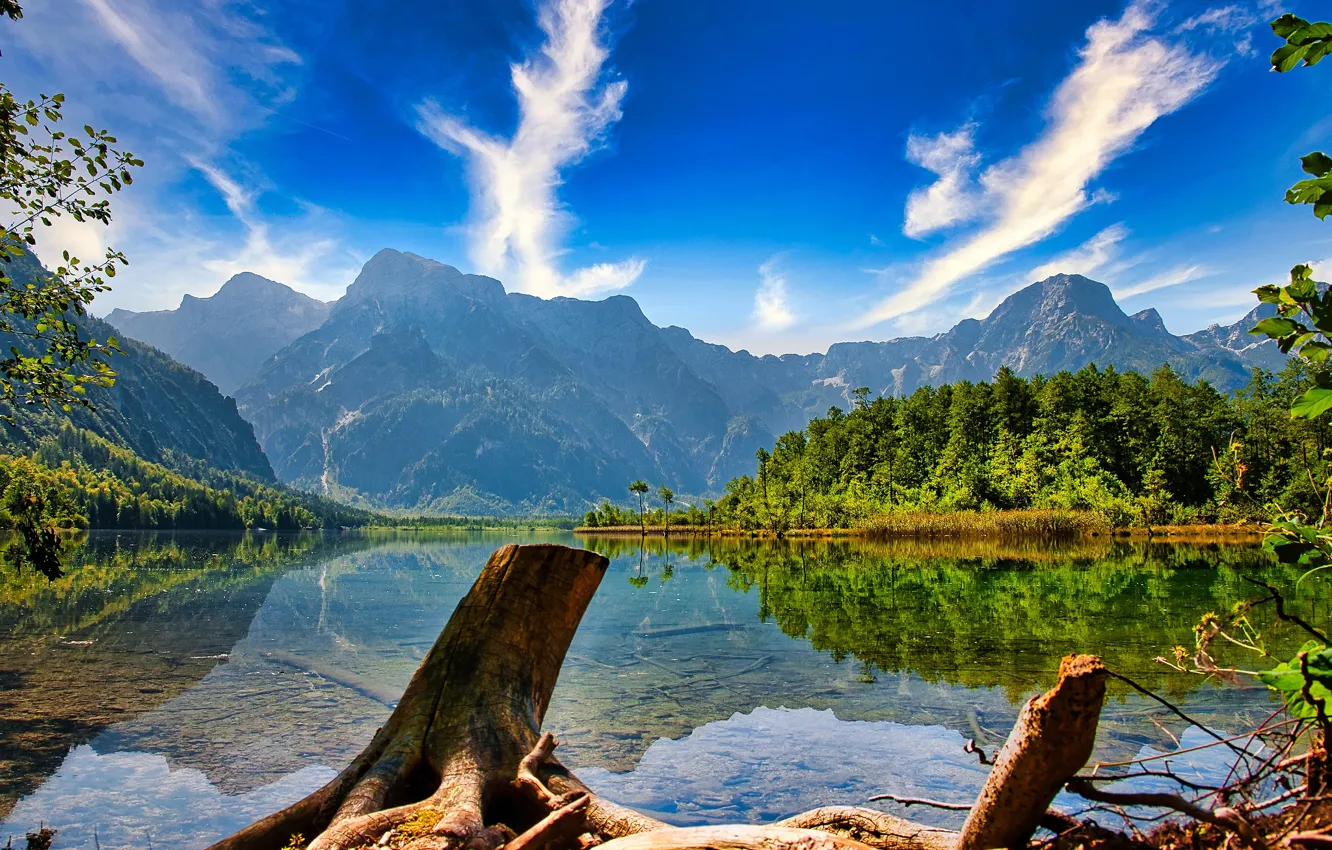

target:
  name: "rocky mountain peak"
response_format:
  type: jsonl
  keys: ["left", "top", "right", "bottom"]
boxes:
{"left": 999, "top": 274, "right": 1129, "bottom": 326}
{"left": 342, "top": 248, "right": 505, "bottom": 308}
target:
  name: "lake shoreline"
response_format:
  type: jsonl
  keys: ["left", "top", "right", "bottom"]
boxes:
{"left": 574, "top": 522, "right": 1266, "bottom": 541}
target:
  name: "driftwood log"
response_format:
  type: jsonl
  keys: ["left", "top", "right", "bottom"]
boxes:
{"left": 209, "top": 544, "right": 1109, "bottom": 850}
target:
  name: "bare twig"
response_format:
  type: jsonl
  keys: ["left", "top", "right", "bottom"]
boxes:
{"left": 1066, "top": 779, "right": 1270, "bottom": 850}
{"left": 1107, "top": 670, "right": 1255, "bottom": 759}
{"left": 506, "top": 794, "right": 590, "bottom": 850}
{"left": 1242, "top": 578, "right": 1330, "bottom": 644}
{"left": 866, "top": 793, "right": 971, "bottom": 811}
{"left": 963, "top": 739, "right": 994, "bottom": 766}
{"left": 1091, "top": 718, "right": 1301, "bottom": 769}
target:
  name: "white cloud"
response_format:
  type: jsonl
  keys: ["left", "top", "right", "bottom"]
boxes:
{"left": 1175, "top": 4, "right": 1260, "bottom": 55}
{"left": 1175, "top": 6, "right": 1259, "bottom": 34}
{"left": 1114, "top": 263, "right": 1213, "bottom": 299}
{"left": 81, "top": 0, "right": 215, "bottom": 119}
{"left": 859, "top": 1, "right": 1218, "bottom": 329}
{"left": 416, "top": 0, "right": 643, "bottom": 299}
{"left": 187, "top": 161, "right": 353, "bottom": 301}
{"left": 562, "top": 258, "right": 649, "bottom": 298}
{"left": 1028, "top": 223, "right": 1130, "bottom": 280}
{"left": 902, "top": 124, "right": 982, "bottom": 238}
{"left": 752, "top": 259, "right": 797, "bottom": 332}
{"left": 8, "top": 0, "right": 339, "bottom": 311}
{"left": 60, "top": 0, "right": 301, "bottom": 139}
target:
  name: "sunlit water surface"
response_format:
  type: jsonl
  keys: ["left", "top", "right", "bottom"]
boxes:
{"left": 1, "top": 531, "right": 1322, "bottom": 848}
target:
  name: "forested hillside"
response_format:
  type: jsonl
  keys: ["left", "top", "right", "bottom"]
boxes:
{"left": 710, "top": 363, "right": 1330, "bottom": 530}
{"left": 0, "top": 252, "right": 274, "bottom": 480}
{"left": 1, "top": 425, "right": 376, "bottom": 533}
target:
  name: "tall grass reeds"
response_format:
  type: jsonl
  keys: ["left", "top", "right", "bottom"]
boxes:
{"left": 863, "top": 509, "right": 1106, "bottom": 541}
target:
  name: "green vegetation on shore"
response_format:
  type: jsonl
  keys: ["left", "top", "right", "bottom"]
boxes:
{"left": 2, "top": 424, "right": 377, "bottom": 533}
{"left": 704, "top": 363, "right": 1328, "bottom": 532}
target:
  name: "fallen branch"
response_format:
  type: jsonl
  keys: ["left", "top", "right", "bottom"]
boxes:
{"left": 958, "top": 655, "right": 1107, "bottom": 850}
{"left": 506, "top": 794, "right": 590, "bottom": 850}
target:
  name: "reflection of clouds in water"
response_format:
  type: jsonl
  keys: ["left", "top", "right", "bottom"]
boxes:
{"left": 579, "top": 709, "right": 1258, "bottom": 830}
{"left": 1, "top": 746, "right": 335, "bottom": 850}
{"left": 579, "top": 706, "right": 991, "bottom": 827}
{"left": 1054, "top": 725, "right": 1262, "bottom": 821}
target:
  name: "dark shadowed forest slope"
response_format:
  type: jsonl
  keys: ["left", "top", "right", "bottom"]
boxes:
{"left": 1, "top": 252, "right": 273, "bottom": 481}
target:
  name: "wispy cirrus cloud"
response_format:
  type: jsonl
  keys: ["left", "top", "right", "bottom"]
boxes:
{"left": 416, "top": 0, "right": 644, "bottom": 299}
{"left": 752, "top": 259, "right": 797, "bottom": 331}
{"left": 1028, "top": 223, "right": 1130, "bottom": 281}
{"left": 188, "top": 160, "right": 351, "bottom": 301}
{"left": 859, "top": 1, "right": 1219, "bottom": 330}
{"left": 10, "top": 0, "right": 355, "bottom": 309}
{"left": 1114, "top": 263, "right": 1213, "bottom": 299}
{"left": 58, "top": 0, "right": 301, "bottom": 139}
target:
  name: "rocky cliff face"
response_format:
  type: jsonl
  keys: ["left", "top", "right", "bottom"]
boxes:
{"left": 1183, "top": 303, "right": 1289, "bottom": 374}
{"left": 105, "top": 273, "right": 332, "bottom": 395}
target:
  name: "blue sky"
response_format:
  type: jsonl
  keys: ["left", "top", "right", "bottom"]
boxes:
{"left": 7, "top": 0, "right": 1331, "bottom": 354}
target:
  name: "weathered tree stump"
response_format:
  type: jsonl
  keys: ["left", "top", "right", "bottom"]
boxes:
{"left": 210, "top": 544, "right": 1109, "bottom": 850}
{"left": 207, "top": 544, "right": 609, "bottom": 850}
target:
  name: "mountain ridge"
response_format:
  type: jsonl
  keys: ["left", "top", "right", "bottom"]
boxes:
{"left": 105, "top": 273, "right": 332, "bottom": 395}
{"left": 1, "top": 253, "right": 275, "bottom": 481}
{"left": 100, "top": 250, "right": 1282, "bottom": 512}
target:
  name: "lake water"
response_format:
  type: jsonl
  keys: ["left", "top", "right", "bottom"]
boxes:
{"left": 1, "top": 531, "right": 1321, "bottom": 849}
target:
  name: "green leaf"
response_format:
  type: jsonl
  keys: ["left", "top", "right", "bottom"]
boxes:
{"left": 1251, "top": 316, "right": 1302, "bottom": 338}
{"left": 1273, "top": 43, "right": 1307, "bottom": 71}
{"left": 1302, "top": 152, "right": 1332, "bottom": 176}
{"left": 1272, "top": 14, "right": 1311, "bottom": 39}
{"left": 1289, "top": 275, "right": 1319, "bottom": 300}
{"left": 1300, "top": 341, "right": 1332, "bottom": 362}
{"left": 1291, "top": 387, "right": 1332, "bottom": 419}
{"left": 1255, "top": 285, "right": 1282, "bottom": 304}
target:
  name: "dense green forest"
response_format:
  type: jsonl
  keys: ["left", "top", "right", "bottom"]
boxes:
{"left": 0, "top": 424, "right": 577, "bottom": 572}
{"left": 581, "top": 363, "right": 1330, "bottom": 532}
{"left": 711, "top": 364, "right": 1329, "bottom": 530}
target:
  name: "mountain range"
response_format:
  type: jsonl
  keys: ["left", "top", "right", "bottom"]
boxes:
{"left": 98, "top": 249, "right": 1281, "bottom": 513}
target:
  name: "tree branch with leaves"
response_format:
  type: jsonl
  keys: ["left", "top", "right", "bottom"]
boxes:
{"left": 0, "top": 2, "right": 143, "bottom": 417}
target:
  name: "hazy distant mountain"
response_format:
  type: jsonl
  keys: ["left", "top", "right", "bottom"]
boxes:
{"left": 105, "top": 273, "right": 332, "bottom": 395}
{"left": 1183, "top": 303, "right": 1289, "bottom": 374}
{"left": 1, "top": 254, "right": 275, "bottom": 480}
{"left": 223, "top": 252, "right": 1275, "bottom": 512}
{"left": 662, "top": 273, "right": 1258, "bottom": 429}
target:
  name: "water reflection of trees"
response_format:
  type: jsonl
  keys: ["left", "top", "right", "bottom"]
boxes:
{"left": 0, "top": 531, "right": 364, "bottom": 818}
{"left": 0, "top": 531, "right": 359, "bottom": 636}
{"left": 581, "top": 535, "right": 1324, "bottom": 698}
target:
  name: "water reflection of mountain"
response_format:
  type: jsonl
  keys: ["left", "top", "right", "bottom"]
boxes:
{"left": 0, "top": 532, "right": 351, "bottom": 818}
{"left": 90, "top": 537, "right": 533, "bottom": 794}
